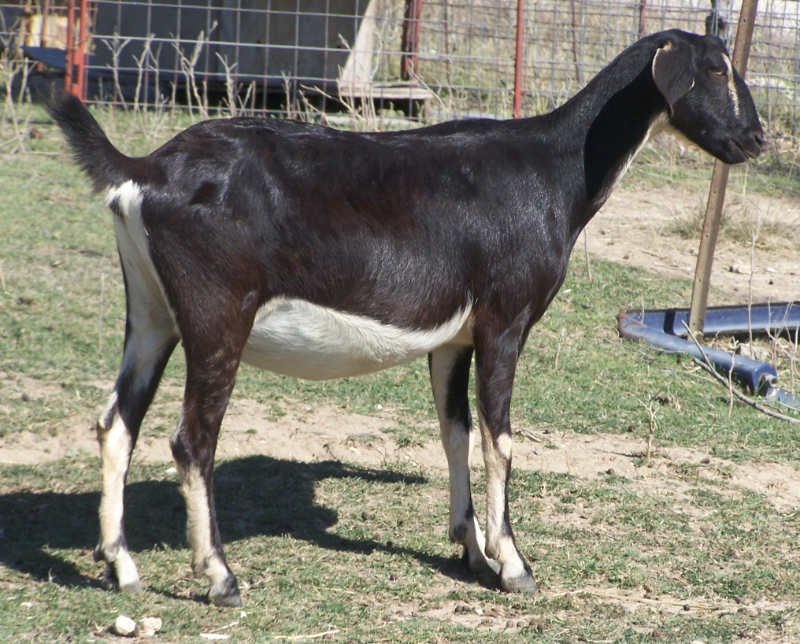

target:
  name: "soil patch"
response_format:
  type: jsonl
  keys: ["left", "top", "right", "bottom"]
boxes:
{"left": 4, "top": 396, "right": 797, "bottom": 513}
{"left": 588, "top": 184, "right": 799, "bottom": 304}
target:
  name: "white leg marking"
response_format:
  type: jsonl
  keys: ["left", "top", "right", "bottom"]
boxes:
{"left": 477, "top": 412, "right": 504, "bottom": 548}
{"left": 495, "top": 432, "right": 512, "bottom": 462}
{"left": 478, "top": 410, "right": 526, "bottom": 580}
{"left": 430, "top": 348, "right": 497, "bottom": 579}
{"left": 442, "top": 420, "right": 489, "bottom": 554}
{"left": 99, "top": 390, "right": 118, "bottom": 428}
{"left": 169, "top": 413, "right": 183, "bottom": 451}
{"left": 97, "top": 396, "right": 130, "bottom": 551}
{"left": 178, "top": 465, "right": 231, "bottom": 593}
{"left": 431, "top": 350, "right": 475, "bottom": 533}
{"left": 112, "top": 550, "right": 141, "bottom": 591}
{"left": 96, "top": 392, "right": 140, "bottom": 590}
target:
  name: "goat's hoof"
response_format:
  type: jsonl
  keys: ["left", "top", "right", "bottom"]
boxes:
{"left": 100, "top": 564, "right": 118, "bottom": 591}
{"left": 119, "top": 579, "right": 143, "bottom": 593}
{"left": 463, "top": 549, "right": 502, "bottom": 588}
{"left": 208, "top": 577, "right": 242, "bottom": 607}
{"left": 99, "top": 562, "right": 142, "bottom": 593}
{"left": 500, "top": 570, "right": 538, "bottom": 594}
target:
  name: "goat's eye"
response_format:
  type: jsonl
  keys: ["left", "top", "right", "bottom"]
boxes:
{"left": 709, "top": 67, "right": 727, "bottom": 77}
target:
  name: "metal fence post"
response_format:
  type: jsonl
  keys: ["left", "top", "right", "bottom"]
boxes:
{"left": 513, "top": 0, "right": 524, "bottom": 118}
{"left": 64, "top": 0, "right": 89, "bottom": 100}
{"left": 638, "top": 0, "right": 647, "bottom": 38}
{"left": 402, "top": 0, "right": 423, "bottom": 80}
{"left": 64, "top": 0, "right": 74, "bottom": 92}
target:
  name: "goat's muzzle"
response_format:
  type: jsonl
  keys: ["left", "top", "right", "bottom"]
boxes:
{"left": 728, "top": 126, "right": 764, "bottom": 162}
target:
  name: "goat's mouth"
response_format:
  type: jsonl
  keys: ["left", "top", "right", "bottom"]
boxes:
{"left": 733, "top": 128, "right": 765, "bottom": 160}
{"left": 727, "top": 137, "right": 762, "bottom": 163}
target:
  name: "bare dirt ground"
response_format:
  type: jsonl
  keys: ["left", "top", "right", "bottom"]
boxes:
{"left": 588, "top": 184, "right": 799, "bottom": 304}
{"left": 4, "top": 391, "right": 800, "bottom": 512}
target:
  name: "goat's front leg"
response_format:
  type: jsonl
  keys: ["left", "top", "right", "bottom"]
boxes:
{"left": 474, "top": 330, "right": 538, "bottom": 593}
{"left": 429, "top": 346, "right": 501, "bottom": 587}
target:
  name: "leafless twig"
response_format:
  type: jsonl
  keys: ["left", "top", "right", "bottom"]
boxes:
{"left": 174, "top": 28, "right": 213, "bottom": 119}
{"left": 680, "top": 321, "right": 800, "bottom": 424}
{"left": 690, "top": 356, "right": 800, "bottom": 424}
{"left": 640, "top": 397, "right": 658, "bottom": 464}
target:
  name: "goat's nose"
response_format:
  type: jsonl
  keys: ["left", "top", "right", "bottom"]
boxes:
{"left": 742, "top": 126, "right": 765, "bottom": 158}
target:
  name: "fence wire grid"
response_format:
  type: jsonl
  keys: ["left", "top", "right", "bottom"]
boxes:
{"left": 1, "top": 1, "right": 800, "bottom": 131}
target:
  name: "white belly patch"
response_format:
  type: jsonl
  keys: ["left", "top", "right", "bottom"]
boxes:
{"left": 242, "top": 298, "right": 473, "bottom": 380}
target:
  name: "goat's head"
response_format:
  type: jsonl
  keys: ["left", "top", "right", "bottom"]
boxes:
{"left": 651, "top": 31, "right": 763, "bottom": 164}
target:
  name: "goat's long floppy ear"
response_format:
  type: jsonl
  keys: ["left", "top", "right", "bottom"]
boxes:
{"left": 651, "top": 40, "right": 696, "bottom": 115}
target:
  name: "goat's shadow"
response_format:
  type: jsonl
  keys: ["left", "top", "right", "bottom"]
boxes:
{"left": 0, "top": 456, "right": 470, "bottom": 592}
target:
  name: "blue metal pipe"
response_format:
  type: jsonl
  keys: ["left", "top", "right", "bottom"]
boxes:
{"left": 623, "top": 302, "right": 800, "bottom": 338}
{"left": 619, "top": 302, "right": 800, "bottom": 410}
{"left": 618, "top": 310, "right": 778, "bottom": 393}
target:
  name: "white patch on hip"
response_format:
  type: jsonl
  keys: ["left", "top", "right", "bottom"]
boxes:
{"left": 106, "top": 179, "right": 144, "bottom": 215}
{"left": 107, "top": 180, "right": 179, "bottom": 355}
{"left": 242, "top": 297, "right": 474, "bottom": 380}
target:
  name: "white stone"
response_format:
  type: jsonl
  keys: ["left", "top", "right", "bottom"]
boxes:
{"left": 113, "top": 615, "right": 136, "bottom": 636}
{"left": 135, "top": 617, "right": 163, "bottom": 638}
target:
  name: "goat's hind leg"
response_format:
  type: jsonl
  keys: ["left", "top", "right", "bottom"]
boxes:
{"left": 170, "top": 322, "right": 254, "bottom": 607}
{"left": 95, "top": 322, "right": 177, "bottom": 592}
{"left": 429, "top": 346, "right": 501, "bottom": 587}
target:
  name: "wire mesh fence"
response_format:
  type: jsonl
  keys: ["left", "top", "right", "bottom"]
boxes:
{"left": 419, "top": 0, "right": 800, "bottom": 129}
{"left": 1, "top": 0, "right": 799, "bottom": 132}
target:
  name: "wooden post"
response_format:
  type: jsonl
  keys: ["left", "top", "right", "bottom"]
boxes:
{"left": 687, "top": 0, "right": 759, "bottom": 334}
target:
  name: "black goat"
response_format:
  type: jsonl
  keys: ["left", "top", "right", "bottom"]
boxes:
{"left": 48, "top": 29, "right": 763, "bottom": 606}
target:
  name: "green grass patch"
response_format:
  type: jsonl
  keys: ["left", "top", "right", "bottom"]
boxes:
{"left": 2, "top": 457, "right": 797, "bottom": 640}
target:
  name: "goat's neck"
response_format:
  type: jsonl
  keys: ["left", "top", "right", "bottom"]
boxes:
{"left": 553, "top": 49, "right": 668, "bottom": 232}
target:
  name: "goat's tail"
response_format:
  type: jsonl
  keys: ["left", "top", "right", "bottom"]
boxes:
{"left": 47, "top": 91, "right": 132, "bottom": 192}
